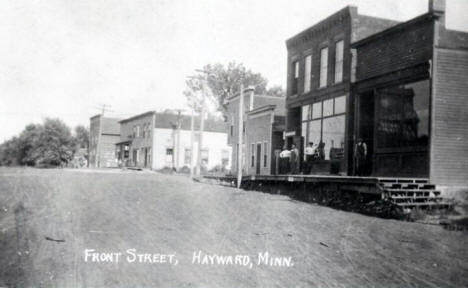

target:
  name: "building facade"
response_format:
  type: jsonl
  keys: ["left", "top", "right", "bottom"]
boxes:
{"left": 89, "top": 115, "right": 121, "bottom": 168}
{"left": 285, "top": 6, "right": 398, "bottom": 175}
{"left": 245, "top": 105, "right": 285, "bottom": 175}
{"left": 225, "top": 88, "right": 286, "bottom": 175}
{"left": 351, "top": 0, "right": 468, "bottom": 185}
{"left": 116, "top": 111, "right": 231, "bottom": 171}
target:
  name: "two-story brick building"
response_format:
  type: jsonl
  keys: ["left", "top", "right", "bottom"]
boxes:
{"left": 285, "top": 6, "right": 398, "bottom": 175}
{"left": 351, "top": 0, "right": 468, "bottom": 186}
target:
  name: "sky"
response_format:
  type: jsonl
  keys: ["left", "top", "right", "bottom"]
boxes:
{"left": 1, "top": 0, "right": 467, "bottom": 142}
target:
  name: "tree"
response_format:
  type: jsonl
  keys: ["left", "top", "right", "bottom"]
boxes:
{"left": 185, "top": 62, "right": 282, "bottom": 112}
{"left": 32, "top": 118, "right": 75, "bottom": 166}
{"left": 0, "top": 118, "right": 76, "bottom": 167}
{"left": 266, "top": 85, "right": 285, "bottom": 98}
{"left": 0, "top": 137, "right": 21, "bottom": 166}
{"left": 74, "top": 125, "right": 89, "bottom": 149}
{"left": 18, "top": 123, "right": 43, "bottom": 165}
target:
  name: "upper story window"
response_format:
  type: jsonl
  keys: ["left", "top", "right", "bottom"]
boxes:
{"left": 291, "top": 60, "right": 299, "bottom": 95}
{"left": 334, "top": 40, "right": 344, "bottom": 84}
{"left": 136, "top": 125, "right": 140, "bottom": 137}
{"left": 304, "top": 55, "right": 312, "bottom": 93}
{"left": 319, "top": 47, "right": 328, "bottom": 88}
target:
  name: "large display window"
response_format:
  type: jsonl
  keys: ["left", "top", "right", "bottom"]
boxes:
{"left": 301, "top": 95, "right": 347, "bottom": 160}
{"left": 376, "top": 80, "right": 429, "bottom": 149}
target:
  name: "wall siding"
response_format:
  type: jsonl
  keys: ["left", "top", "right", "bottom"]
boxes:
{"left": 245, "top": 113, "right": 272, "bottom": 175}
{"left": 431, "top": 48, "right": 468, "bottom": 185}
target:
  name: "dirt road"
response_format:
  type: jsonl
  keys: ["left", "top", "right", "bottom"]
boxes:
{"left": 0, "top": 168, "right": 467, "bottom": 287}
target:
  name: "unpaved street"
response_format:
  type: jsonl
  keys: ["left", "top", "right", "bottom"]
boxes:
{"left": 0, "top": 168, "right": 467, "bottom": 287}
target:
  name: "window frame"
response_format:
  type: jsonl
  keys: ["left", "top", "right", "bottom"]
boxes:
{"left": 334, "top": 40, "right": 344, "bottom": 84}
{"left": 319, "top": 47, "right": 329, "bottom": 88}
{"left": 304, "top": 54, "right": 312, "bottom": 93}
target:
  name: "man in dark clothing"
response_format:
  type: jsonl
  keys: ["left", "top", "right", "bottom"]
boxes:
{"left": 279, "top": 145, "right": 291, "bottom": 174}
{"left": 290, "top": 144, "right": 299, "bottom": 174}
{"left": 355, "top": 138, "right": 368, "bottom": 176}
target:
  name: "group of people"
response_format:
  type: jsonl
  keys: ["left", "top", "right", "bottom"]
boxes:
{"left": 279, "top": 141, "right": 325, "bottom": 174}
{"left": 278, "top": 138, "right": 369, "bottom": 176}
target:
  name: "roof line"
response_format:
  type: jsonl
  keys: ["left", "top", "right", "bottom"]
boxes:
{"left": 352, "top": 12, "right": 441, "bottom": 47}
{"left": 119, "top": 111, "right": 156, "bottom": 123}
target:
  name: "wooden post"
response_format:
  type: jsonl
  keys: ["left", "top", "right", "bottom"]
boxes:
{"left": 237, "top": 83, "right": 244, "bottom": 188}
{"left": 190, "top": 109, "right": 195, "bottom": 178}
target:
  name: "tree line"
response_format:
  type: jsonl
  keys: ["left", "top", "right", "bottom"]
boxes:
{"left": 184, "top": 62, "right": 284, "bottom": 113}
{"left": 1, "top": 61, "right": 281, "bottom": 167}
{"left": 0, "top": 118, "right": 89, "bottom": 167}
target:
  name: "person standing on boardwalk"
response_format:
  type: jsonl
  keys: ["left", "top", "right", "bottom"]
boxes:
{"left": 304, "top": 142, "right": 315, "bottom": 174}
{"left": 279, "top": 145, "right": 291, "bottom": 174}
{"left": 290, "top": 144, "right": 299, "bottom": 174}
{"left": 354, "top": 138, "right": 368, "bottom": 176}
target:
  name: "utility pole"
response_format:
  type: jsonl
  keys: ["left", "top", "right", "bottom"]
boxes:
{"left": 196, "top": 74, "right": 207, "bottom": 177}
{"left": 190, "top": 108, "right": 195, "bottom": 178}
{"left": 237, "top": 83, "right": 244, "bottom": 188}
{"left": 174, "top": 109, "right": 184, "bottom": 171}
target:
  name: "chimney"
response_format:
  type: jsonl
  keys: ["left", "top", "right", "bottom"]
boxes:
{"left": 428, "top": 0, "right": 445, "bottom": 25}
{"left": 429, "top": 0, "right": 445, "bottom": 13}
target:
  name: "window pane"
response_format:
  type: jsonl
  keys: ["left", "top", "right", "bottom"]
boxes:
{"left": 301, "top": 122, "right": 307, "bottom": 152}
{"left": 312, "top": 102, "right": 322, "bottom": 119}
{"left": 322, "top": 115, "right": 345, "bottom": 160}
{"left": 335, "top": 95, "right": 346, "bottom": 114}
{"left": 335, "top": 40, "right": 344, "bottom": 83}
{"left": 308, "top": 120, "right": 321, "bottom": 147}
{"left": 320, "top": 47, "right": 328, "bottom": 88}
{"left": 304, "top": 55, "right": 312, "bottom": 93}
{"left": 323, "top": 99, "right": 334, "bottom": 117}
{"left": 376, "top": 80, "right": 430, "bottom": 148}
{"left": 301, "top": 105, "right": 309, "bottom": 121}
{"left": 291, "top": 60, "right": 299, "bottom": 95}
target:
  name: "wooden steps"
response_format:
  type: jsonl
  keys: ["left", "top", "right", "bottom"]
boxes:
{"left": 377, "top": 178, "right": 452, "bottom": 209}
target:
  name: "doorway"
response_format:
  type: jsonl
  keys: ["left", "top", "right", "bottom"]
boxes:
{"left": 356, "top": 91, "right": 374, "bottom": 175}
{"left": 256, "top": 143, "right": 261, "bottom": 174}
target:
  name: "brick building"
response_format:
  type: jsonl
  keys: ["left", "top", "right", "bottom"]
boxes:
{"left": 225, "top": 88, "right": 285, "bottom": 175}
{"left": 351, "top": 0, "right": 468, "bottom": 185}
{"left": 285, "top": 6, "right": 399, "bottom": 174}
{"left": 89, "top": 115, "right": 121, "bottom": 168}
{"left": 116, "top": 111, "right": 231, "bottom": 171}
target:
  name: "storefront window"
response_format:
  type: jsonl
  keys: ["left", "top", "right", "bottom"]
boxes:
{"left": 301, "top": 122, "right": 307, "bottom": 148}
{"left": 335, "top": 95, "right": 346, "bottom": 114}
{"left": 308, "top": 120, "right": 321, "bottom": 146}
{"left": 301, "top": 105, "right": 310, "bottom": 121}
{"left": 312, "top": 102, "right": 322, "bottom": 119}
{"left": 322, "top": 115, "right": 345, "bottom": 160}
{"left": 376, "top": 80, "right": 429, "bottom": 149}
{"left": 323, "top": 99, "right": 334, "bottom": 117}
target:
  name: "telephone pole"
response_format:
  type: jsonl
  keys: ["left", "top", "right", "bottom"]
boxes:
{"left": 237, "top": 83, "right": 244, "bottom": 188}
{"left": 196, "top": 74, "right": 207, "bottom": 176}
{"left": 190, "top": 108, "right": 195, "bottom": 178}
{"left": 174, "top": 109, "right": 184, "bottom": 171}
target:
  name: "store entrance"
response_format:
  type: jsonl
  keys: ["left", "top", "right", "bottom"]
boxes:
{"left": 356, "top": 91, "right": 374, "bottom": 176}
